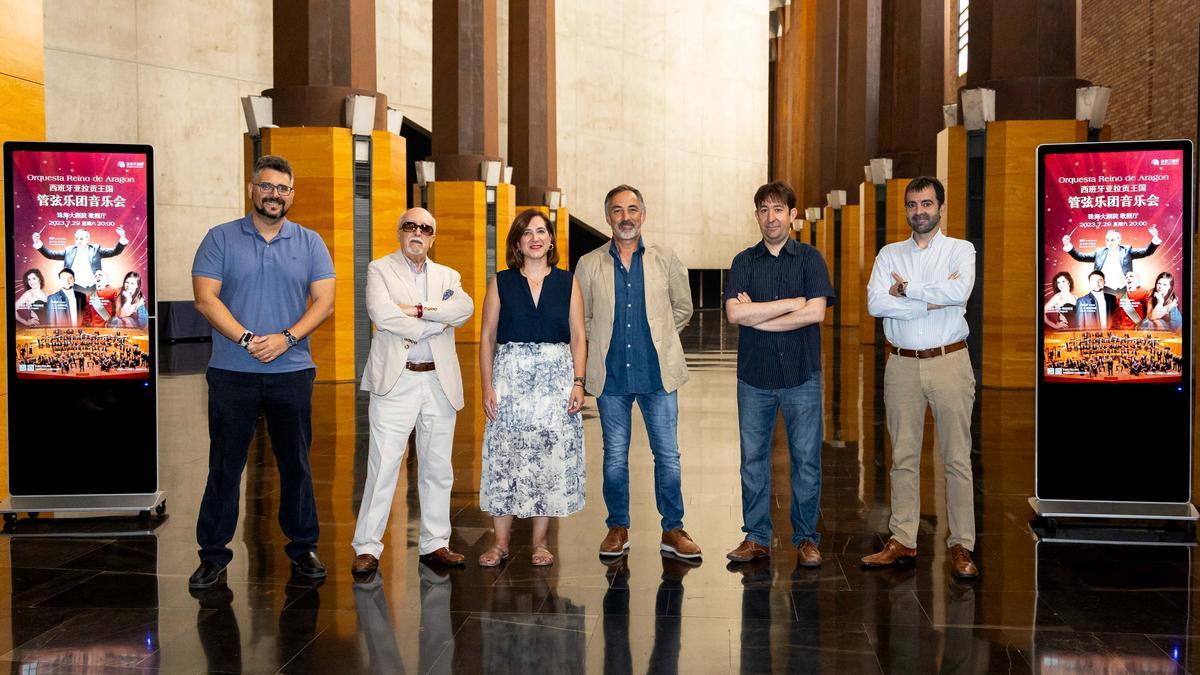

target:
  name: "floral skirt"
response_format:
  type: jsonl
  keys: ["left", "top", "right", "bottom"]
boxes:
{"left": 480, "top": 342, "right": 585, "bottom": 517}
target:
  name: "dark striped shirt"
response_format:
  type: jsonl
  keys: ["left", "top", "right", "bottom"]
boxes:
{"left": 724, "top": 238, "right": 835, "bottom": 389}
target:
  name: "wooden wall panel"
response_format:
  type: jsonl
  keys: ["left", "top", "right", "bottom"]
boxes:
{"left": 256, "top": 127, "right": 357, "bottom": 382}
{"left": 837, "top": 204, "right": 861, "bottom": 326}
{"left": 370, "top": 130, "right": 407, "bottom": 260}
{"left": 885, "top": 177, "right": 913, "bottom": 246}
{"left": 0, "top": 0, "right": 45, "bottom": 495}
{"left": 981, "top": 120, "right": 1087, "bottom": 389}
{"left": 813, "top": 215, "right": 828, "bottom": 265}
{"left": 428, "top": 181, "right": 487, "bottom": 341}
{"left": 937, "top": 126, "right": 967, "bottom": 239}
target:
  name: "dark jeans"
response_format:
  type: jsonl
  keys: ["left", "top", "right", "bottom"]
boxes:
{"left": 196, "top": 367, "right": 318, "bottom": 565}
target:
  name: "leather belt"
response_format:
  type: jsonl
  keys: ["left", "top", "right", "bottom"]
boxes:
{"left": 888, "top": 340, "right": 967, "bottom": 359}
{"left": 405, "top": 361, "right": 436, "bottom": 372}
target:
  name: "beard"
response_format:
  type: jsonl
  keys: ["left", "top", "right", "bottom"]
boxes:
{"left": 612, "top": 219, "right": 640, "bottom": 241}
{"left": 254, "top": 197, "right": 289, "bottom": 221}
{"left": 909, "top": 212, "right": 940, "bottom": 234}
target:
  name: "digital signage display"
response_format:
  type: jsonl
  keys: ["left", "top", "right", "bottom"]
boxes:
{"left": 4, "top": 142, "right": 157, "bottom": 496}
{"left": 1036, "top": 140, "right": 1193, "bottom": 504}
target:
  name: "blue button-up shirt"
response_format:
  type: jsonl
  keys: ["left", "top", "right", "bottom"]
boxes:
{"left": 604, "top": 240, "right": 663, "bottom": 395}
{"left": 724, "top": 238, "right": 835, "bottom": 389}
{"left": 191, "top": 215, "right": 335, "bottom": 373}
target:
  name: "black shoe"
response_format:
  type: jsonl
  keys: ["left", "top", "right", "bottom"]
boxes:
{"left": 188, "top": 560, "right": 228, "bottom": 589}
{"left": 290, "top": 551, "right": 327, "bottom": 579}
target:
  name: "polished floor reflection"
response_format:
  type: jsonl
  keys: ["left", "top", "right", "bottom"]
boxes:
{"left": 0, "top": 312, "right": 1195, "bottom": 673}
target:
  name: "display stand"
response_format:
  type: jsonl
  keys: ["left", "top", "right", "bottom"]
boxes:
{"left": 2, "top": 141, "right": 164, "bottom": 525}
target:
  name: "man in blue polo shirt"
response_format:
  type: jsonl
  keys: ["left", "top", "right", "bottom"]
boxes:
{"left": 724, "top": 181, "right": 834, "bottom": 568}
{"left": 188, "top": 155, "right": 336, "bottom": 589}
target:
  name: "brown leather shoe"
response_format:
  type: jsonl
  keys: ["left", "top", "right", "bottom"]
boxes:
{"left": 661, "top": 528, "right": 702, "bottom": 559}
{"left": 352, "top": 553, "right": 379, "bottom": 574}
{"left": 949, "top": 544, "right": 979, "bottom": 579}
{"left": 599, "top": 527, "right": 630, "bottom": 557}
{"left": 797, "top": 541, "right": 822, "bottom": 568}
{"left": 420, "top": 547, "right": 466, "bottom": 567}
{"left": 726, "top": 540, "right": 770, "bottom": 562}
{"left": 861, "top": 538, "right": 917, "bottom": 568}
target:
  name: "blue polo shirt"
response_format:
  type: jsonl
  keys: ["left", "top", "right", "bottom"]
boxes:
{"left": 604, "top": 240, "right": 663, "bottom": 395}
{"left": 724, "top": 238, "right": 835, "bottom": 389}
{"left": 191, "top": 215, "right": 335, "bottom": 373}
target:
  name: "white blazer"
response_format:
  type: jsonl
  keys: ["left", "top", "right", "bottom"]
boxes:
{"left": 360, "top": 252, "right": 475, "bottom": 409}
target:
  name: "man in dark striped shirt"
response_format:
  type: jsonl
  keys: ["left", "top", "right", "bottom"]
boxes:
{"left": 724, "top": 181, "right": 834, "bottom": 568}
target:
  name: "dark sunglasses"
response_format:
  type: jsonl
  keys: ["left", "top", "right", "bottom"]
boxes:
{"left": 401, "top": 221, "right": 435, "bottom": 236}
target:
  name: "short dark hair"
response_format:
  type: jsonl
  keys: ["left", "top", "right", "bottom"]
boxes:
{"left": 253, "top": 155, "right": 293, "bottom": 182}
{"left": 604, "top": 184, "right": 645, "bottom": 214}
{"left": 23, "top": 268, "right": 44, "bottom": 289}
{"left": 753, "top": 181, "right": 797, "bottom": 210}
{"left": 1052, "top": 271, "right": 1074, "bottom": 292}
{"left": 1089, "top": 270, "right": 1105, "bottom": 281}
{"left": 59, "top": 267, "right": 75, "bottom": 279}
{"left": 505, "top": 208, "right": 559, "bottom": 269}
{"left": 904, "top": 176, "right": 945, "bottom": 206}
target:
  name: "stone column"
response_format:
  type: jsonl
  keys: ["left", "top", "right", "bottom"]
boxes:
{"left": 507, "top": 0, "right": 558, "bottom": 206}
{"left": 960, "top": 0, "right": 1089, "bottom": 120}
{"left": 264, "top": 0, "right": 387, "bottom": 129}
{"left": 430, "top": 0, "right": 502, "bottom": 181}
{"left": 876, "top": 0, "right": 944, "bottom": 177}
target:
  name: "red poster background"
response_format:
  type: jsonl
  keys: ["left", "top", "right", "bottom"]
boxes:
{"left": 9, "top": 150, "right": 151, "bottom": 379}
{"left": 1041, "top": 148, "right": 1186, "bottom": 383}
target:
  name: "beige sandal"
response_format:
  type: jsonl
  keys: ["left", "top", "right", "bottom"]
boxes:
{"left": 531, "top": 544, "right": 555, "bottom": 566}
{"left": 479, "top": 546, "right": 509, "bottom": 567}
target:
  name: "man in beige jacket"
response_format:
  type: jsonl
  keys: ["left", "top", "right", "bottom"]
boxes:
{"left": 351, "top": 208, "right": 475, "bottom": 576}
{"left": 576, "top": 184, "right": 700, "bottom": 561}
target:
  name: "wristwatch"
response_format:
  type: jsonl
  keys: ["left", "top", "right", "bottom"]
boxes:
{"left": 282, "top": 329, "right": 299, "bottom": 349}
{"left": 237, "top": 331, "right": 254, "bottom": 350}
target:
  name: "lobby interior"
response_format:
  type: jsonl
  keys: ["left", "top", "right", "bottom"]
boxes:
{"left": 2, "top": 0, "right": 1200, "bottom": 673}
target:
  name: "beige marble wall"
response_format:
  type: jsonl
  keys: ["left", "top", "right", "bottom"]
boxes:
{"left": 44, "top": 0, "right": 768, "bottom": 301}
{"left": 43, "top": 0, "right": 272, "bottom": 301}
{"left": 555, "top": 0, "right": 769, "bottom": 268}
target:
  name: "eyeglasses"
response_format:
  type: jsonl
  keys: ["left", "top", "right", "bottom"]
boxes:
{"left": 255, "top": 182, "right": 294, "bottom": 195}
{"left": 400, "top": 221, "right": 435, "bottom": 236}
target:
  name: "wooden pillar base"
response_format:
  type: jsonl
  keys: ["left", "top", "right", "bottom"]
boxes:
{"left": 834, "top": 204, "right": 861, "bottom": 327}
{"left": 980, "top": 120, "right": 1089, "bottom": 389}
{"left": 426, "top": 181, "right": 514, "bottom": 341}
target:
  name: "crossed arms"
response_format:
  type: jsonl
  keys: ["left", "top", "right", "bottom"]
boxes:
{"left": 725, "top": 293, "right": 827, "bottom": 332}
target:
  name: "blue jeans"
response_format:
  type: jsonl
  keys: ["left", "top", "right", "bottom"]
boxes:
{"left": 596, "top": 389, "right": 685, "bottom": 531}
{"left": 197, "top": 367, "right": 319, "bottom": 565}
{"left": 737, "top": 374, "right": 822, "bottom": 547}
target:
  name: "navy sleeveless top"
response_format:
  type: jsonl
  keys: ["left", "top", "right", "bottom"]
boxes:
{"left": 496, "top": 267, "right": 573, "bottom": 344}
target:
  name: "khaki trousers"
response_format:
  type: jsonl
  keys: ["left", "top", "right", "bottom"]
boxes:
{"left": 883, "top": 347, "right": 976, "bottom": 551}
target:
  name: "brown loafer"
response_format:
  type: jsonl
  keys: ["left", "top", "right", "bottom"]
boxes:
{"left": 352, "top": 553, "right": 379, "bottom": 574}
{"left": 661, "top": 528, "right": 702, "bottom": 559}
{"left": 949, "top": 544, "right": 979, "bottom": 579}
{"left": 726, "top": 540, "right": 770, "bottom": 562}
{"left": 420, "top": 547, "right": 466, "bottom": 567}
{"left": 797, "top": 541, "right": 822, "bottom": 568}
{"left": 599, "top": 527, "right": 630, "bottom": 557}
{"left": 861, "top": 538, "right": 917, "bottom": 568}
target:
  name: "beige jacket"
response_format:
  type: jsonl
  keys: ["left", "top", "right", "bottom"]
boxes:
{"left": 576, "top": 240, "right": 692, "bottom": 395}
{"left": 360, "top": 252, "right": 474, "bottom": 409}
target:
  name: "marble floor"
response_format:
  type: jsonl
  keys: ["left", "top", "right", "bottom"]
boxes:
{"left": 0, "top": 310, "right": 1196, "bottom": 673}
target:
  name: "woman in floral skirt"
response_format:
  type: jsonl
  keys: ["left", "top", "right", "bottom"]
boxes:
{"left": 477, "top": 208, "right": 586, "bottom": 566}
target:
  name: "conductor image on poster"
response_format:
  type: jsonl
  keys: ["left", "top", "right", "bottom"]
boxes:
{"left": 1041, "top": 148, "right": 1186, "bottom": 384}
{"left": 8, "top": 150, "right": 150, "bottom": 379}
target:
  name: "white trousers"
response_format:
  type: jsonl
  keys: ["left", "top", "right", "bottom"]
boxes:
{"left": 353, "top": 368, "right": 457, "bottom": 557}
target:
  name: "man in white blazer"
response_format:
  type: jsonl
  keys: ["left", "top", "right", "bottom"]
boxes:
{"left": 352, "top": 207, "right": 474, "bottom": 575}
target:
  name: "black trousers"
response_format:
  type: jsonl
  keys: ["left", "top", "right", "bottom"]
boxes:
{"left": 196, "top": 367, "right": 318, "bottom": 565}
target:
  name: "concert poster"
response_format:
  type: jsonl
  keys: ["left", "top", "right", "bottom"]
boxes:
{"left": 6, "top": 148, "right": 151, "bottom": 380}
{"left": 1041, "top": 146, "right": 1187, "bottom": 384}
